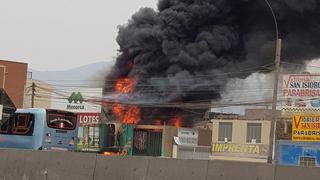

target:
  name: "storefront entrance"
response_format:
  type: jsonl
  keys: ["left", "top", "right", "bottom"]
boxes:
{"left": 77, "top": 113, "right": 101, "bottom": 152}
{"left": 78, "top": 125, "right": 100, "bottom": 152}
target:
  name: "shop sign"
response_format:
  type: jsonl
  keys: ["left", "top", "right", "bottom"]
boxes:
{"left": 50, "top": 88, "right": 102, "bottom": 113}
{"left": 177, "top": 128, "right": 198, "bottom": 146}
{"left": 292, "top": 115, "right": 320, "bottom": 142}
{"left": 212, "top": 143, "right": 268, "bottom": 159}
{"left": 282, "top": 74, "right": 320, "bottom": 116}
{"left": 78, "top": 113, "right": 101, "bottom": 126}
{"left": 67, "top": 92, "right": 84, "bottom": 110}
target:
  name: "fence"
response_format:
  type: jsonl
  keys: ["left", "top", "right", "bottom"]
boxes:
{"left": 175, "top": 145, "right": 211, "bottom": 160}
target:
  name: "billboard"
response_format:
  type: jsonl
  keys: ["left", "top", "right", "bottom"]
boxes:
{"left": 50, "top": 87, "right": 102, "bottom": 113}
{"left": 292, "top": 115, "right": 320, "bottom": 142}
{"left": 282, "top": 74, "right": 320, "bottom": 116}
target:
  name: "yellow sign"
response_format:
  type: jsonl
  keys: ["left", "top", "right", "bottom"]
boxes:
{"left": 292, "top": 115, "right": 320, "bottom": 142}
{"left": 212, "top": 143, "right": 266, "bottom": 155}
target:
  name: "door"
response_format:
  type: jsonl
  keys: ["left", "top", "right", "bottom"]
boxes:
{"left": 133, "top": 129, "right": 162, "bottom": 156}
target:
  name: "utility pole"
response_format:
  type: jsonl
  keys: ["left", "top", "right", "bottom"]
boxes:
{"left": 31, "top": 82, "right": 36, "bottom": 108}
{"left": 263, "top": 0, "right": 281, "bottom": 164}
{"left": 268, "top": 39, "right": 282, "bottom": 163}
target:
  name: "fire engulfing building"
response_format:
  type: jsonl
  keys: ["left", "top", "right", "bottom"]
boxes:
{"left": 101, "top": 0, "right": 320, "bottom": 131}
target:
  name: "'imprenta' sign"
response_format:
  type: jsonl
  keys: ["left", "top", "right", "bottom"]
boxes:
{"left": 292, "top": 115, "right": 320, "bottom": 142}
{"left": 212, "top": 143, "right": 268, "bottom": 159}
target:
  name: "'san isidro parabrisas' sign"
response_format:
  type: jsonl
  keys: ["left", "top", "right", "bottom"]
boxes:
{"left": 292, "top": 115, "right": 320, "bottom": 142}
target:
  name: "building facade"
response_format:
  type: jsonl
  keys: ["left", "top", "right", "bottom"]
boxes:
{"left": 210, "top": 118, "right": 271, "bottom": 163}
{"left": 0, "top": 60, "right": 27, "bottom": 108}
{"left": 23, "top": 79, "right": 53, "bottom": 109}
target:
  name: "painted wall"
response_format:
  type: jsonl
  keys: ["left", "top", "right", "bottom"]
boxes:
{"left": 211, "top": 119, "right": 271, "bottom": 144}
{"left": 276, "top": 140, "right": 320, "bottom": 167}
{"left": 211, "top": 119, "right": 271, "bottom": 162}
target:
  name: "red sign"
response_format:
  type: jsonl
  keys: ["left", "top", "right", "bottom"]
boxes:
{"left": 77, "top": 113, "right": 101, "bottom": 126}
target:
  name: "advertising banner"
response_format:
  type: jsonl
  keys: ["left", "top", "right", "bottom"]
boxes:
{"left": 211, "top": 143, "right": 269, "bottom": 159}
{"left": 292, "top": 115, "right": 320, "bottom": 142}
{"left": 282, "top": 74, "right": 320, "bottom": 116}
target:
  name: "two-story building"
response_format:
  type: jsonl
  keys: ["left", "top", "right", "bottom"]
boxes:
{"left": 210, "top": 109, "right": 280, "bottom": 163}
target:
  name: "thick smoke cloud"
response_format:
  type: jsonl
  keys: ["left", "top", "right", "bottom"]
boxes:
{"left": 104, "top": 0, "right": 320, "bottom": 125}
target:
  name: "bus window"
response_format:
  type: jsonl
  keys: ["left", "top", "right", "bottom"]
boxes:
{"left": 47, "top": 114, "right": 76, "bottom": 130}
{"left": 0, "top": 114, "right": 35, "bottom": 136}
{"left": 12, "top": 114, "right": 34, "bottom": 136}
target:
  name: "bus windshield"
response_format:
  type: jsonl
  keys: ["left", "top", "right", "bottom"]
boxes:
{"left": 46, "top": 110, "right": 77, "bottom": 130}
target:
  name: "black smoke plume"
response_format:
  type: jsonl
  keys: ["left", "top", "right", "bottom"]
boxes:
{"left": 103, "top": 0, "right": 320, "bottom": 126}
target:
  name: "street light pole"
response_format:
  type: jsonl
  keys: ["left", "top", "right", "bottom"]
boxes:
{"left": 264, "top": 0, "right": 282, "bottom": 164}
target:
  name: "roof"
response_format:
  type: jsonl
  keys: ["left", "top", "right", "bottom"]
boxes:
{"left": 0, "top": 59, "right": 28, "bottom": 65}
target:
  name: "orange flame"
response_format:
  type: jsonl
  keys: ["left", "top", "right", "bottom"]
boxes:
{"left": 169, "top": 115, "right": 183, "bottom": 128}
{"left": 113, "top": 77, "right": 140, "bottom": 124}
{"left": 115, "top": 78, "right": 136, "bottom": 94}
{"left": 154, "top": 120, "right": 162, "bottom": 126}
{"left": 123, "top": 106, "right": 141, "bottom": 124}
{"left": 112, "top": 103, "right": 125, "bottom": 120}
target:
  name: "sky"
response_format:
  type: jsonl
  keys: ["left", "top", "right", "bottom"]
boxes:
{"left": 0, "top": 0, "right": 158, "bottom": 71}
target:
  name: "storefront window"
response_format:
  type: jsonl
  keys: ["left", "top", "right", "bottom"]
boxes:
{"left": 77, "top": 125, "right": 100, "bottom": 152}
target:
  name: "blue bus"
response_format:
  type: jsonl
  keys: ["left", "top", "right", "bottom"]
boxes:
{"left": 0, "top": 108, "right": 78, "bottom": 152}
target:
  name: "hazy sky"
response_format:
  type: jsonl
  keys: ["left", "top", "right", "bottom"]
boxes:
{"left": 0, "top": 0, "right": 158, "bottom": 71}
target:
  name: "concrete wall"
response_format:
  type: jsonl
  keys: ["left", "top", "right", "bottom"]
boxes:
{"left": 162, "top": 126, "right": 177, "bottom": 157}
{"left": 0, "top": 149, "right": 319, "bottom": 180}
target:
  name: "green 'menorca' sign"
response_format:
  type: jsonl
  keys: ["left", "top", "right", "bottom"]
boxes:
{"left": 68, "top": 92, "right": 84, "bottom": 104}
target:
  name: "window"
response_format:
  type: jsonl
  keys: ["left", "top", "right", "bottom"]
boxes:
{"left": 89, "top": 126, "right": 100, "bottom": 147}
{"left": 247, "top": 123, "right": 262, "bottom": 143}
{"left": 0, "top": 114, "right": 34, "bottom": 136}
{"left": 300, "top": 157, "right": 316, "bottom": 167}
{"left": 47, "top": 114, "right": 76, "bottom": 130}
{"left": 218, "top": 122, "right": 232, "bottom": 142}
